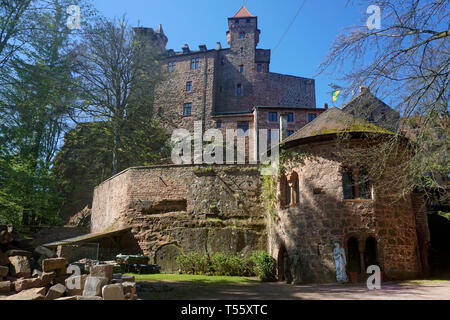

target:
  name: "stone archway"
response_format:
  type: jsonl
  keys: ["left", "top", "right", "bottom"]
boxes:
{"left": 277, "top": 244, "right": 289, "bottom": 282}
{"left": 347, "top": 237, "right": 361, "bottom": 274}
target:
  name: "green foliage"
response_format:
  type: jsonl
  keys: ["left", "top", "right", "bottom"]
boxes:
{"left": 176, "top": 251, "right": 276, "bottom": 281}
{"left": 262, "top": 173, "right": 277, "bottom": 218}
{"left": 249, "top": 251, "right": 276, "bottom": 282}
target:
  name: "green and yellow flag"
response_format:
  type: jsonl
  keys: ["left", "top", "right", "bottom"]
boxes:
{"left": 332, "top": 90, "right": 341, "bottom": 102}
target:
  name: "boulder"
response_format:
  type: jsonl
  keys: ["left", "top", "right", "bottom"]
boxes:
{"left": 34, "top": 246, "right": 56, "bottom": 259}
{"left": 0, "top": 250, "right": 8, "bottom": 265}
{"left": 45, "top": 283, "right": 66, "bottom": 300}
{"left": 7, "top": 287, "right": 46, "bottom": 300}
{"left": 40, "top": 272, "right": 56, "bottom": 287}
{"left": 122, "top": 282, "right": 136, "bottom": 297}
{"left": 14, "top": 277, "right": 41, "bottom": 292}
{"left": 42, "top": 258, "right": 67, "bottom": 275}
{"left": 82, "top": 276, "right": 108, "bottom": 297}
{"left": 0, "top": 265, "right": 9, "bottom": 278}
{"left": 6, "top": 249, "right": 32, "bottom": 258}
{"left": 65, "top": 274, "right": 88, "bottom": 296}
{"left": 0, "top": 281, "right": 11, "bottom": 293}
{"left": 90, "top": 264, "right": 114, "bottom": 281}
{"left": 9, "top": 256, "right": 31, "bottom": 278}
{"left": 102, "top": 284, "right": 125, "bottom": 300}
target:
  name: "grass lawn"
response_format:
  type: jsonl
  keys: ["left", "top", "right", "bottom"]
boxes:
{"left": 127, "top": 273, "right": 259, "bottom": 300}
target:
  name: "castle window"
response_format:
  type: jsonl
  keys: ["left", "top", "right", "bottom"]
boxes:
{"left": 287, "top": 113, "right": 294, "bottom": 122}
{"left": 342, "top": 168, "right": 355, "bottom": 199}
{"left": 257, "top": 64, "right": 262, "bottom": 73}
{"left": 237, "top": 121, "right": 249, "bottom": 136}
{"left": 269, "top": 112, "right": 278, "bottom": 122}
{"left": 368, "top": 112, "right": 375, "bottom": 122}
{"left": 239, "top": 32, "right": 246, "bottom": 39}
{"left": 168, "top": 62, "right": 176, "bottom": 73}
{"left": 268, "top": 129, "right": 272, "bottom": 142}
{"left": 381, "top": 112, "right": 386, "bottom": 121}
{"left": 358, "top": 167, "right": 372, "bottom": 199}
{"left": 308, "top": 113, "right": 317, "bottom": 123}
{"left": 235, "top": 19, "right": 239, "bottom": 24}
{"left": 246, "top": 18, "right": 251, "bottom": 23}
{"left": 186, "top": 81, "right": 192, "bottom": 92}
{"left": 239, "top": 65, "right": 244, "bottom": 73}
{"left": 191, "top": 58, "right": 199, "bottom": 70}
{"left": 221, "top": 58, "right": 225, "bottom": 65}
{"left": 288, "top": 130, "right": 295, "bottom": 137}
{"left": 291, "top": 171, "right": 300, "bottom": 205}
{"left": 240, "top": 47, "right": 244, "bottom": 54}
{"left": 280, "top": 174, "right": 290, "bottom": 207}
{"left": 183, "top": 103, "right": 192, "bottom": 116}
{"left": 237, "top": 84, "right": 242, "bottom": 95}
{"left": 216, "top": 121, "right": 222, "bottom": 129}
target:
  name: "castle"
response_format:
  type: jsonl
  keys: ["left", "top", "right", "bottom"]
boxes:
{"left": 49, "top": 7, "right": 430, "bottom": 284}
{"left": 149, "top": 6, "right": 325, "bottom": 139}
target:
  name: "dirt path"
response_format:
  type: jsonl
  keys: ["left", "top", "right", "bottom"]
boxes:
{"left": 139, "top": 280, "right": 450, "bottom": 300}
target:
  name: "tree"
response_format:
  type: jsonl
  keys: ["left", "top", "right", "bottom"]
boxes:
{"left": 73, "top": 16, "right": 166, "bottom": 175}
{"left": 0, "top": 0, "right": 95, "bottom": 227}
{"left": 319, "top": 0, "right": 449, "bottom": 199}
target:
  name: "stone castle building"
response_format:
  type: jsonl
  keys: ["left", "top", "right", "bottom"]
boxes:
{"left": 48, "top": 7, "right": 431, "bottom": 284}
{"left": 148, "top": 6, "right": 325, "bottom": 139}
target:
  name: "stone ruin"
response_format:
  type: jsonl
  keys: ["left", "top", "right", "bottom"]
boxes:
{"left": 0, "top": 226, "right": 136, "bottom": 300}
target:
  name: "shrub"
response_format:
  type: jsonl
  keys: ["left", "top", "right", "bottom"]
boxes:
{"left": 176, "top": 252, "right": 210, "bottom": 275}
{"left": 175, "top": 251, "right": 276, "bottom": 280}
{"left": 250, "top": 251, "right": 276, "bottom": 282}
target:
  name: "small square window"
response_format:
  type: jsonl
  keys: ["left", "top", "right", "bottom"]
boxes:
{"left": 216, "top": 121, "right": 222, "bottom": 129}
{"left": 287, "top": 113, "right": 294, "bottom": 122}
{"left": 308, "top": 113, "right": 317, "bottom": 123}
{"left": 168, "top": 62, "right": 176, "bottom": 73}
{"left": 186, "top": 81, "right": 192, "bottom": 92}
{"left": 183, "top": 103, "right": 192, "bottom": 116}
{"left": 191, "top": 58, "right": 199, "bottom": 70}
{"left": 269, "top": 112, "right": 278, "bottom": 122}
{"left": 239, "top": 32, "right": 246, "bottom": 39}
{"left": 246, "top": 19, "right": 251, "bottom": 23}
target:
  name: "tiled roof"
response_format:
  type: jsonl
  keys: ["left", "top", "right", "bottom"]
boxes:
{"left": 233, "top": 6, "right": 254, "bottom": 18}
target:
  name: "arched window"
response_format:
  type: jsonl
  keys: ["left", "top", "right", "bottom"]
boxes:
{"left": 358, "top": 167, "right": 372, "bottom": 199}
{"left": 364, "top": 237, "right": 379, "bottom": 268}
{"left": 291, "top": 172, "right": 300, "bottom": 205}
{"left": 280, "top": 174, "right": 290, "bottom": 207}
{"left": 342, "top": 168, "right": 355, "bottom": 199}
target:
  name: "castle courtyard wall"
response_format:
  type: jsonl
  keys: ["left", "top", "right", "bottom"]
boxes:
{"left": 91, "top": 164, "right": 267, "bottom": 271}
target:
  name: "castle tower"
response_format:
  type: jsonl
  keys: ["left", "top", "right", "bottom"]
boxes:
{"left": 226, "top": 6, "right": 260, "bottom": 51}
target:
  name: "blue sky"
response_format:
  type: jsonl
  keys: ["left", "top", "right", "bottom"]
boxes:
{"left": 91, "top": 0, "right": 372, "bottom": 108}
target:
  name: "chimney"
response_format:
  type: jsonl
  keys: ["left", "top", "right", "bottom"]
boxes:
{"left": 182, "top": 44, "right": 190, "bottom": 54}
{"left": 280, "top": 114, "right": 288, "bottom": 142}
{"left": 199, "top": 44, "right": 207, "bottom": 52}
{"left": 324, "top": 103, "right": 329, "bottom": 109}
{"left": 216, "top": 42, "right": 222, "bottom": 50}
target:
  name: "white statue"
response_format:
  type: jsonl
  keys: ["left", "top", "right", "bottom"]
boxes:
{"left": 333, "top": 242, "right": 348, "bottom": 283}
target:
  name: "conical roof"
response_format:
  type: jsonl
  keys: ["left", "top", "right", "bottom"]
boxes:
{"left": 233, "top": 6, "right": 254, "bottom": 18}
{"left": 282, "top": 107, "right": 393, "bottom": 145}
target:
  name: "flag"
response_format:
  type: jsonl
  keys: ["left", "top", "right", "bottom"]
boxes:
{"left": 332, "top": 90, "right": 341, "bottom": 102}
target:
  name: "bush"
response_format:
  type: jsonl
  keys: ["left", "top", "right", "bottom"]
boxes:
{"left": 176, "top": 251, "right": 276, "bottom": 280}
{"left": 250, "top": 251, "right": 276, "bottom": 282}
{"left": 176, "top": 252, "right": 210, "bottom": 275}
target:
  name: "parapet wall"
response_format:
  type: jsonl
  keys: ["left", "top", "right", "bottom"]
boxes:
{"left": 91, "top": 164, "right": 267, "bottom": 271}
